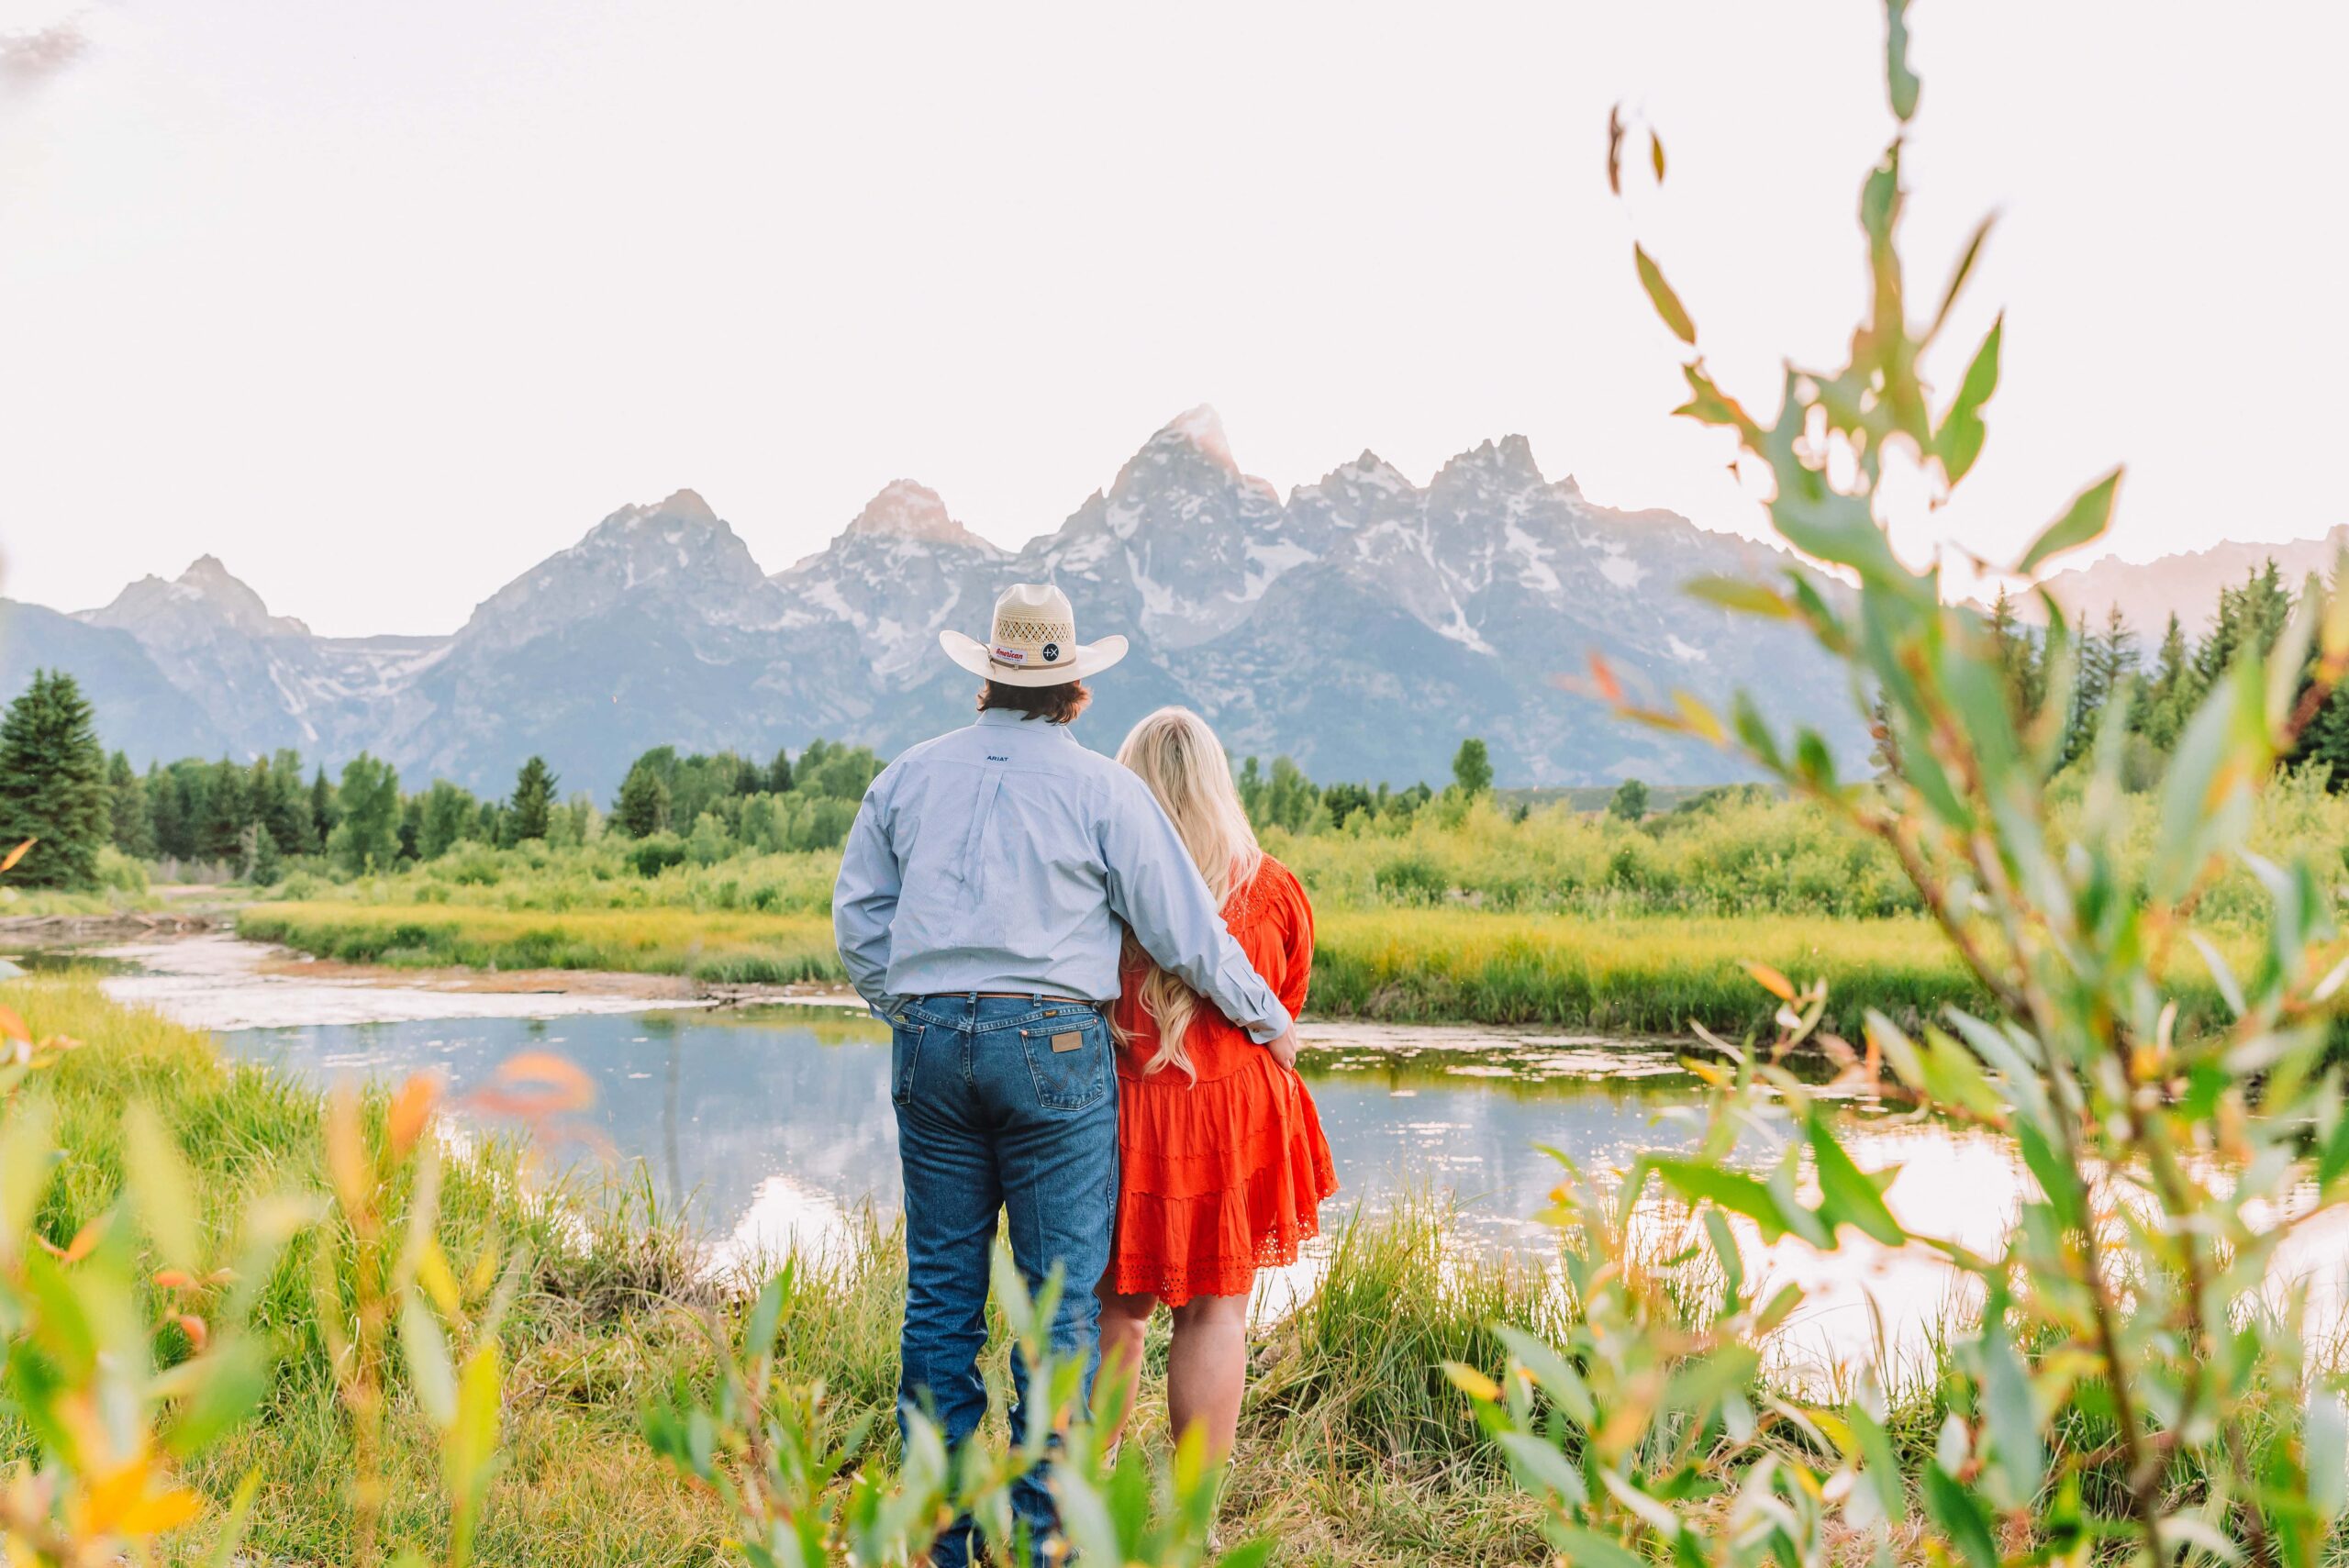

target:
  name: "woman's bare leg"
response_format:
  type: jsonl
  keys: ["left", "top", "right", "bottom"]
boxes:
{"left": 1164, "top": 1291, "right": 1252, "bottom": 1462}
{"left": 1093, "top": 1288, "right": 1158, "bottom": 1447}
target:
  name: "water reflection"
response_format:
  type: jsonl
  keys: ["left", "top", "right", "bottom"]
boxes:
{"left": 217, "top": 1005, "right": 2045, "bottom": 1379}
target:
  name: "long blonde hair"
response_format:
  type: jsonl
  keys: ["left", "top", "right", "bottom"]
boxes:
{"left": 1114, "top": 707, "right": 1264, "bottom": 1080}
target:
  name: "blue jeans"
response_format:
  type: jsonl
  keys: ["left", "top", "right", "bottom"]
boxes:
{"left": 891, "top": 993, "right": 1119, "bottom": 1568}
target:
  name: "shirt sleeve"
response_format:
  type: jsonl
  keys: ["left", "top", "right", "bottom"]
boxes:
{"left": 1098, "top": 778, "right": 1293, "bottom": 1044}
{"left": 832, "top": 775, "right": 903, "bottom": 1019}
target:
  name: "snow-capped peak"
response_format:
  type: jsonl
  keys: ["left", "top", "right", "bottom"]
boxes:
{"left": 1155, "top": 405, "right": 1239, "bottom": 475}
{"left": 842, "top": 480, "right": 998, "bottom": 552}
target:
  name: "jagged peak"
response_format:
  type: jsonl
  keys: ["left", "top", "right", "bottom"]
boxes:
{"left": 585, "top": 487, "right": 741, "bottom": 546}
{"left": 841, "top": 479, "right": 997, "bottom": 551}
{"left": 1149, "top": 404, "right": 1239, "bottom": 475}
{"left": 1435, "top": 433, "right": 1547, "bottom": 489}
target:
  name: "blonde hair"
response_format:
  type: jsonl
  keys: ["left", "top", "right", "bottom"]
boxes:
{"left": 1114, "top": 707, "right": 1264, "bottom": 1080}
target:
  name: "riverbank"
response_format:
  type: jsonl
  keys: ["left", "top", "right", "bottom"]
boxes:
{"left": 239, "top": 898, "right": 2218, "bottom": 1038}
{"left": 1, "top": 967, "right": 1570, "bottom": 1565}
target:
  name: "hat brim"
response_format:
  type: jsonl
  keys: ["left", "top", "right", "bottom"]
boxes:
{"left": 940, "top": 629, "right": 1129, "bottom": 687}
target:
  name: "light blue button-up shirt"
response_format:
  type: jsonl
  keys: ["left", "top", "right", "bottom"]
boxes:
{"left": 832, "top": 708, "right": 1293, "bottom": 1043}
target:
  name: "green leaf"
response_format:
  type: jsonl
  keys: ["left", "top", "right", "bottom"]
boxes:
{"left": 1496, "top": 1325, "right": 1595, "bottom": 1427}
{"left": 1922, "top": 1462, "right": 1998, "bottom": 1568}
{"left": 1552, "top": 1524, "right": 1652, "bottom": 1568}
{"left": 1930, "top": 213, "right": 1997, "bottom": 339}
{"left": 2310, "top": 1389, "right": 2348, "bottom": 1521}
{"left": 1686, "top": 575, "right": 1794, "bottom": 619}
{"left": 202, "top": 1470, "right": 265, "bottom": 1568}
{"left": 1932, "top": 314, "right": 2001, "bottom": 485}
{"left": 1649, "top": 1158, "right": 1792, "bottom": 1241}
{"left": 2017, "top": 468, "right": 2122, "bottom": 575}
{"left": 124, "top": 1101, "right": 203, "bottom": 1277}
{"left": 164, "top": 1336, "right": 273, "bottom": 1458}
{"left": 400, "top": 1291, "right": 459, "bottom": 1429}
{"left": 1634, "top": 244, "right": 1698, "bottom": 345}
{"left": 1806, "top": 1114, "right": 1906, "bottom": 1246}
{"left": 1977, "top": 1318, "right": 2043, "bottom": 1507}
{"left": 1884, "top": 0, "right": 1920, "bottom": 120}
{"left": 1498, "top": 1431, "right": 1588, "bottom": 1506}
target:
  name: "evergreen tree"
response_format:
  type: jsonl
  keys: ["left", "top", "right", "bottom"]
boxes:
{"left": 260, "top": 750, "right": 315, "bottom": 854}
{"left": 0, "top": 671, "right": 110, "bottom": 889}
{"left": 1452, "top": 737, "right": 1494, "bottom": 796}
{"left": 509, "top": 756, "right": 557, "bottom": 842}
{"left": 106, "top": 751, "right": 155, "bottom": 859}
{"left": 328, "top": 753, "right": 401, "bottom": 873}
{"left": 2141, "top": 612, "right": 2189, "bottom": 750}
{"left": 147, "top": 762, "right": 187, "bottom": 862}
{"left": 195, "top": 758, "right": 250, "bottom": 864}
{"left": 1609, "top": 778, "right": 1652, "bottom": 821}
{"left": 614, "top": 759, "right": 671, "bottom": 839}
{"left": 766, "top": 747, "right": 795, "bottom": 795}
{"left": 249, "top": 822, "right": 283, "bottom": 885}
{"left": 310, "top": 765, "right": 339, "bottom": 848}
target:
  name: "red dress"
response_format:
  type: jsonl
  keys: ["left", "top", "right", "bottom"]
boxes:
{"left": 1106, "top": 857, "right": 1338, "bottom": 1307}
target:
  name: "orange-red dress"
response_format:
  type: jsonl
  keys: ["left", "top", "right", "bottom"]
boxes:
{"left": 1106, "top": 857, "right": 1338, "bottom": 1307}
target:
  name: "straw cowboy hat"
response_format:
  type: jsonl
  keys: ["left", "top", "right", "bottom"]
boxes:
{"left": 940, "top": 583, "right": 1129, "bottom": 688}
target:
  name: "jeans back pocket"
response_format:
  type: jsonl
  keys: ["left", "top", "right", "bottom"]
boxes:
{"left": 891, "top": 1020, "right": 927, "bottom": 1106}
{"left": 1017, "top": 1014, "right": 1108, "bottom": 1114}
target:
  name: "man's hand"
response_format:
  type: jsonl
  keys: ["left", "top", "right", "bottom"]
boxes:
{"left": 1264, "top": 1023, "right": 1301, "bottom": 1072}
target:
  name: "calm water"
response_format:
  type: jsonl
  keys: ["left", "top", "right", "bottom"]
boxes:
{"left": 215, "top": 1004, "right": 2054, "bottom": 1379}
{"left": 217, "top": 1007, "right": 1754, "bottom": 1253}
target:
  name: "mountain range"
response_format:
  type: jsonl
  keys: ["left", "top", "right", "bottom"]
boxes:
{"left": 0, "top": 407, "right": 1975, "bottom": 795}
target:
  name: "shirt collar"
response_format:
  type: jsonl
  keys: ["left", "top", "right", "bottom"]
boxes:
{"left": 974, "top": 707, "right": 1075, "bottom": 739}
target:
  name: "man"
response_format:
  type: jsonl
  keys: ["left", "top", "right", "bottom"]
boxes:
{"left": 834, "top": 582, "right": 1299, "bottom": 1566}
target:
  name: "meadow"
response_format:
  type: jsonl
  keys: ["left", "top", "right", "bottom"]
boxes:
{"left": 232, "top": 777, "right": 2332, "bottom": 1038}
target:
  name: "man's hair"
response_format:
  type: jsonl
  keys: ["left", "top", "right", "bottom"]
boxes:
{"left": 977, "top": 679, "right": 1091, "bottom": 726}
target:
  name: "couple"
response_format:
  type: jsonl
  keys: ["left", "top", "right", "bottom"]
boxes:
{"left": 834, "top": 583, "right": 1339, "bottom": 1565}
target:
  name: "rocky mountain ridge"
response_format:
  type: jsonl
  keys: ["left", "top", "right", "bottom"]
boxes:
{"left": 12, "top": 407, "right": 1891, "bottom": 794}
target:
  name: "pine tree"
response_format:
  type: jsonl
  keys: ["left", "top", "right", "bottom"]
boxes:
{"left": 766, "top": 747, "right": 795, "bottom": 795}
{"left": 0, "top": 671, "right": 110, "bottom": 889}
{"left": 1452, "top": 737, "right": 1494, "bottom": 795}
{"left": 106, "top": 751, "right": 155, "bottom": 859}
{"left": 311, "top": 765, "right": 339, "bottom": 848}
{"left": 147, "top": 762, "right": 187, "bottom": 862}
{"left": 509, "top": 756, "right": 557, "bottom": 842}
{"left": 2141, "top": 613, "right": 2188, "bottom": 750}
{"left": 196, "top": 758, "right": 250, "bottom": 864}
{"left": 614, "top": 760, "right": 671, "bottom": 839}
{"left": 249, "top": 822, "right": 283, "bottom": 885}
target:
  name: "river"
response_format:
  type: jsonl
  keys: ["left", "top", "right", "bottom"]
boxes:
{"left": 85, "top": 935, "right": 2346, "bottom": 1391}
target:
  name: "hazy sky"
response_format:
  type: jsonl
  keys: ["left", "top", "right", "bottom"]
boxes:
{"left": 4, "top": 0, "right": 2343, "bottom": 636}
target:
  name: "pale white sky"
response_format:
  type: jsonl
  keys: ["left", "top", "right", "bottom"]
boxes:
{"left": 3, "top": 0, "right": 2343, "bottom": 636}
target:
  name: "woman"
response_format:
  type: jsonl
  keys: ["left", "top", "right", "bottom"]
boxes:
{"left": 1096, "top": 706, "right": 1338, "bottom": 1461}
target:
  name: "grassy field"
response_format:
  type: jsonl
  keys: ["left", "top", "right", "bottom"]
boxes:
{"left": 3, "top": 971, "right": 1590, "bottom": 1565}
{"left": 238, "top": 898, "right": 2251, "bottom": 1040}
{"left": 226, "top": 777, "right": 2338, "bottom": 1034}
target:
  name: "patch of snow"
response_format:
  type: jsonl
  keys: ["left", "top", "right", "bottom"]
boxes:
{"left": 1239, "top": 539, "right": 1314, "bottom": 602}
{"left": 1504, "top": 519, "right": 1562, "bottom": 594}
{"left": 1598, "top": 550, "right": 1646, "bottom": 590}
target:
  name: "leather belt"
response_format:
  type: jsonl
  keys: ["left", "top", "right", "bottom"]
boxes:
{"left": 920, "top": 991, "right": 1097, "bottom": 1006}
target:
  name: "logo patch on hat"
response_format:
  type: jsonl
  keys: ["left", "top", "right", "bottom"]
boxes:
{"left": 992, "top": 646, "right": 1027, "bottom": 663}
{"left": 1041, "top": 641, "right": 1061, "bottom": 662}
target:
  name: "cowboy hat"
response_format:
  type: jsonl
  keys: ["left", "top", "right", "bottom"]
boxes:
{"left": 940, "top": 582, "right": 1129, "bottom": 687}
